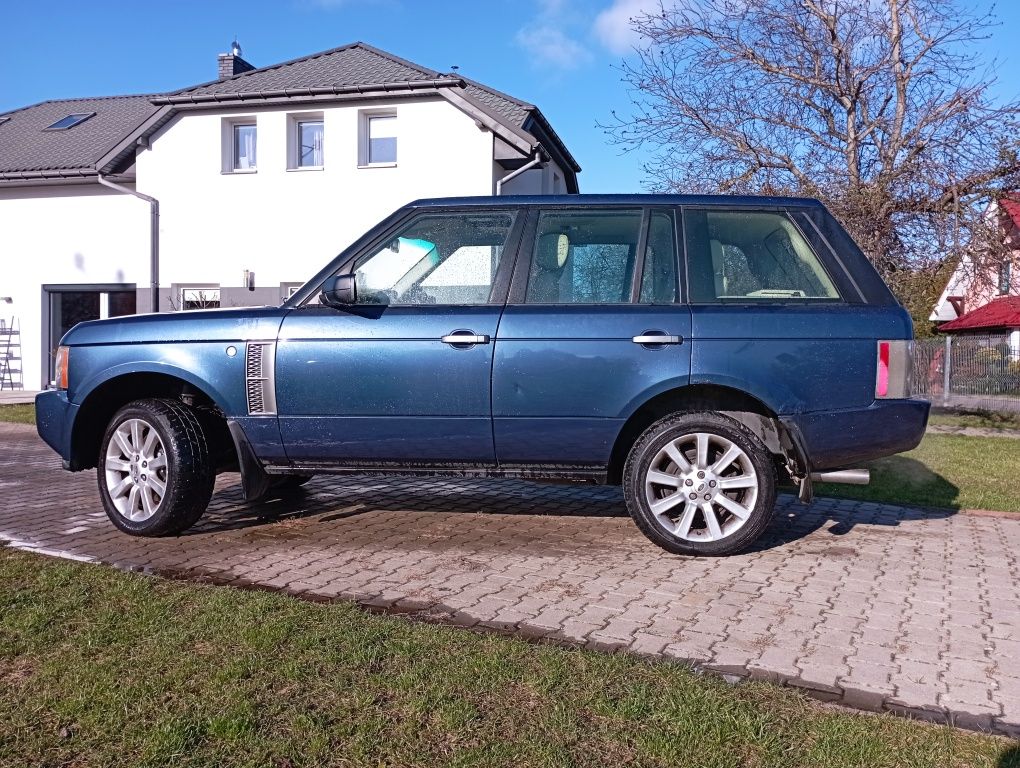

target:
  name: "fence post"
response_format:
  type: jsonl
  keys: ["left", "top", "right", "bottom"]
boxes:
{"left": 942, "top": 335, "right": 952, "bottom": 406}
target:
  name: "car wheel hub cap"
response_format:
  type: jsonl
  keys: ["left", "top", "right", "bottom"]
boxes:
{"left": 643, "top": 432, "right": 759, "bottom": 543}
{"left": 104, "top": 418, "right": 168, "bottom": 522}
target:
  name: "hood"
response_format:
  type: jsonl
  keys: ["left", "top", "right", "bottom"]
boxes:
{"left": 61, "top": 307, "right": 289, "bottom": 346}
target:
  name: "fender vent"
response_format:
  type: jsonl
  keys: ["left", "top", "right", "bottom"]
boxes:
{"left": 245, "top": 342, "right": 277, "bottom": 415}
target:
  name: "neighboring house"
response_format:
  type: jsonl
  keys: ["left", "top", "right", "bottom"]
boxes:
{"left": 0, "top": 41, "right": 581, "bottom": 391}
{"left": 930, "top": 194, "right": 1020, "bottom": 324}
{"left": 938, "top": 295, "right": 1020, "bottom": 355}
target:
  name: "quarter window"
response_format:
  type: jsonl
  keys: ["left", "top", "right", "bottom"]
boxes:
{"left": 348, "top": 212, "right": 516, "bottom": 305}
{"left": 684, "top": 209, "right": 840, "bottom": 302}
{"left": 525, "top": 210, "right": 642, "bottom": 304}
{"left": 640, "top": 211, "right": 678, "bottom": 304}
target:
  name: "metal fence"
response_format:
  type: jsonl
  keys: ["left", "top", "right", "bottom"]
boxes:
{"left": 913, "top": 334, "right": 1020, "bottom": 412}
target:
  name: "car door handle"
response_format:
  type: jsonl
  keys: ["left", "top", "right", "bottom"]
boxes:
{"left": 441, "top": 332, "right": 490, "bottom": 345}
{"left": 632, "top": 333, "right": 683, "bottom": 345}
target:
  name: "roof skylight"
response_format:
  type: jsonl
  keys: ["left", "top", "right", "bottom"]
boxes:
{"left": 44, "top": 113, "right": 95, "bottom": 131}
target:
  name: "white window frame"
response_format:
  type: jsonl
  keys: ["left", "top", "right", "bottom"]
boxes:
{"left": 281, "top": 282, "right": 303, "bottom": 301}
{"left": 358, "top": 109, "right": 397, "bottom": 168}
{"left": 221, "top": 117, "right": 258, "bottom": 174}
{"left": 287, "top": 112, "right": 325, "bottom": 171}
{"left": 177, "top": 284, "right": 221, "bottom": 311}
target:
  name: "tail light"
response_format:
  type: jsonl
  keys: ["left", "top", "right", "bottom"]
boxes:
{"left": 54, "top": 346, "right": 69, "bottom": 390}
{"left": 875, "top": 340, "right": 912, "bottom": 399}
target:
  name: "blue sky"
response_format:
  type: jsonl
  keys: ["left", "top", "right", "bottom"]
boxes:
{"left": 1, "top": 0, "right": 1017, "bottom": 193}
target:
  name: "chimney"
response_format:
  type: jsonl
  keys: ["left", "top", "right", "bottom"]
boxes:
{"left": 218, "top": 39, "right": 255, "bottom": 80}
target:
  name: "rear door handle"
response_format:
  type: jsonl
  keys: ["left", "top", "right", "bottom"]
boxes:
{"left": 441, "top": 332, "right": 490, "bottom": 345}
{"left": 633, "top": 333, "right": 682, "bottom": 345}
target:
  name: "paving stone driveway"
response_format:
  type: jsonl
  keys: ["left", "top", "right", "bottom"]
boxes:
{"left": 2, "top": 421, "right": 1019, "bottom": 734}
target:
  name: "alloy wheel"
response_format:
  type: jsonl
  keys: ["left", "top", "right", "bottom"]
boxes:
{"left": 643, "top": 432, "right": 759, "bottom": 542}
{"left": 104, "top": 418, "right": 168, "bottom": 522}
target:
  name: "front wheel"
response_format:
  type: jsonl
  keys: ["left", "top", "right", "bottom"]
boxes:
{"left": 623, "top": 412, "right": 777, "bottom": 556}
{"left": 98, "top": 398, "right": 215, "bottom": 536}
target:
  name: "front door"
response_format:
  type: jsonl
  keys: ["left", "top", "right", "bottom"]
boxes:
{"left": 276, "top": 209, "right": 522, "bottom": 464}
{"left": 493, "top": 207, "right": 692, "bottom": 468}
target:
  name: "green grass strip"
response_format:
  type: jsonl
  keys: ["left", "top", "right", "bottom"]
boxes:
{"left": 0, "top": 549, "right": 1016, "bottom": 767}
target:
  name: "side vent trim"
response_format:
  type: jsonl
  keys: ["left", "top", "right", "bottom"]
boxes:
{"left": 245, "top": 342, "right": 277, "bottom": 415}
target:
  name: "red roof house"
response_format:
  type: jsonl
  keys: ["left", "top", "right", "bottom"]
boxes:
{"left": 939, "top": 295, "right": 1020, "bottom": 333}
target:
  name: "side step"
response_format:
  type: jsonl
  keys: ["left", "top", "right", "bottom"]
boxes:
{"left": 798, "top": 468, "right": 870, "bottom": 503}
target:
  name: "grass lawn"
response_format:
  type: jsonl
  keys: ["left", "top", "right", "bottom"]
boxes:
{"left": 814, "top": 433, "right": 1020, "bottom": 513}
{"left": 0, "top": 403, "right": 34, "bottom": 424}
{"left": 1, "top": 549, "right": 1016, "bottom": 768}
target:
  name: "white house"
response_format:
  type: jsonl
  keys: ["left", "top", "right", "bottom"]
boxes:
{"left": 0, "top": 42, "right": 581, "bottom": 391}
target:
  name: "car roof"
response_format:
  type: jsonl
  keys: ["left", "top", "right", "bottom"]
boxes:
{"left": 406, "top": 194, "right": 825, "bottom": 209}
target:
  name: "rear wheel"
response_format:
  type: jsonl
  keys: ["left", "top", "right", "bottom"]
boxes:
{"left": 623, "top": 412, "right": 777, "bottom": 556}
{"left": 98, "top": 398, "right": 215, "bottom": 536}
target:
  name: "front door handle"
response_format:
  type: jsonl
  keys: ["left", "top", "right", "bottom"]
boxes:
{"left": 633, "top": 333, "right": 683, "bottom": 345}
{"left": 441, "top": 332, "right": 490, "bottom": 346}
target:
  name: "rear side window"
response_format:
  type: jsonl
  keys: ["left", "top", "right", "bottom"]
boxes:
{"left": 525, "top": 210, "right": 642, "bottom": 304}
{"left": 684, "top": 209, "right": 841, "bottom": 302}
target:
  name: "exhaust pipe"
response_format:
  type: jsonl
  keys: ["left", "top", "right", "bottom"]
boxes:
{"left": 809, "top": 469, "right": 870, "bottom": 485}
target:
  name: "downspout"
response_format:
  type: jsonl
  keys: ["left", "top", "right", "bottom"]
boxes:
{"left": 97, "top": 174, "right": 160, "bottom": 313}
{"left": 495, "top": 151, "right": 544, "bottom": 195}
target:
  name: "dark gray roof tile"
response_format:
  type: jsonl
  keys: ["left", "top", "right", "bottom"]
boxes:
{"left": 0, "top": 95, "right": 160, "bottom": 175}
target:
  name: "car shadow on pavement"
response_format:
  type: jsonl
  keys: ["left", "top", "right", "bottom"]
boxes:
{"left": 184, "top": 472, "right": 962, "bottom": 554}
{"left": 185, "top": 474, "right": 631, "bottom": 536}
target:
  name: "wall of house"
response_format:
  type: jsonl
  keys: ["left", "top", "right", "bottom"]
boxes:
{"left": 135, "top": 96, "right": 499, "bottom": 306}
{"left": 0, "top": 184, "right": 148, "bottom": 390}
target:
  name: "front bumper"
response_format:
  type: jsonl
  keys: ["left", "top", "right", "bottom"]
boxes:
{"left": 35, "top": 389, "right": 78, "bottom": 468}
{"left": 783, "top": 398, "right": 930, "bottom": 471}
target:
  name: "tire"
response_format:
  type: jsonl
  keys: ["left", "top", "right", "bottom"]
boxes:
{"left": 97, "top": 398, "right": 215, "bottom": 536}
{"left": 623, "top": 412, "right": 777, "bottom": 556}
{"left": 271, "top": 474, "right": 314, "bottom": 490}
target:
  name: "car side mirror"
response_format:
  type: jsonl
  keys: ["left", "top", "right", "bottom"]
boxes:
{"left": 321, "top": 274, "right": 357, "bottom": 307}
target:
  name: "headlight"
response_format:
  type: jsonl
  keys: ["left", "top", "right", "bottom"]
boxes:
{"left": 54, "top": 346, "right": 69, "bottom": 390}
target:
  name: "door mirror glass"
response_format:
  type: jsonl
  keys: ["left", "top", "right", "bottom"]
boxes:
{"left": 321, "top": 274, "right": 357, "bottom": 306}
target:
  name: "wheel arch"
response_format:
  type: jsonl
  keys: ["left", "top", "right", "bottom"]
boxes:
{"left": 70, "top": 370, "right": 231, "bottom": 472}
{"left": 606, "top": 383, "right": 791, "bottom": 484}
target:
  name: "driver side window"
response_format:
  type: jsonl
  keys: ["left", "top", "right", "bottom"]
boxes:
{"left": 351, "top": 212, "right": 516, "bottom": 305}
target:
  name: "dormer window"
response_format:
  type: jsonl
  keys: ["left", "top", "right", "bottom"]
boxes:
{"left": 44, "top": 113, "right": 95, "bottom": 131}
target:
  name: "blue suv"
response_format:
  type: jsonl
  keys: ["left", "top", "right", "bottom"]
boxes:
{"left": 36, "top": 195, "right": 928, "bottom": 555}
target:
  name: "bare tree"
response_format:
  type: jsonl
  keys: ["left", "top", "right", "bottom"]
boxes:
{"left": 605, "top": 0, "right": 1020, "bottom": 317}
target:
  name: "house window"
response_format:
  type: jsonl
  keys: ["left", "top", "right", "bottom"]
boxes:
{"left": 179, "top": 286, "right": 221, "bottom": 310}
{"left": 298, "top": 120, "right": 324, "bottom": 167}
{"left": 999, "top": 261, "right": 1012, "bottom": 296}
{"left": 233, "top": 124, "right": 257, "bottom": 171}
{"left": 44, "top": 113, "right": 95, "bottom": 131}
{"left": 359, "top": 112, "right": 397, "bottom": 166}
